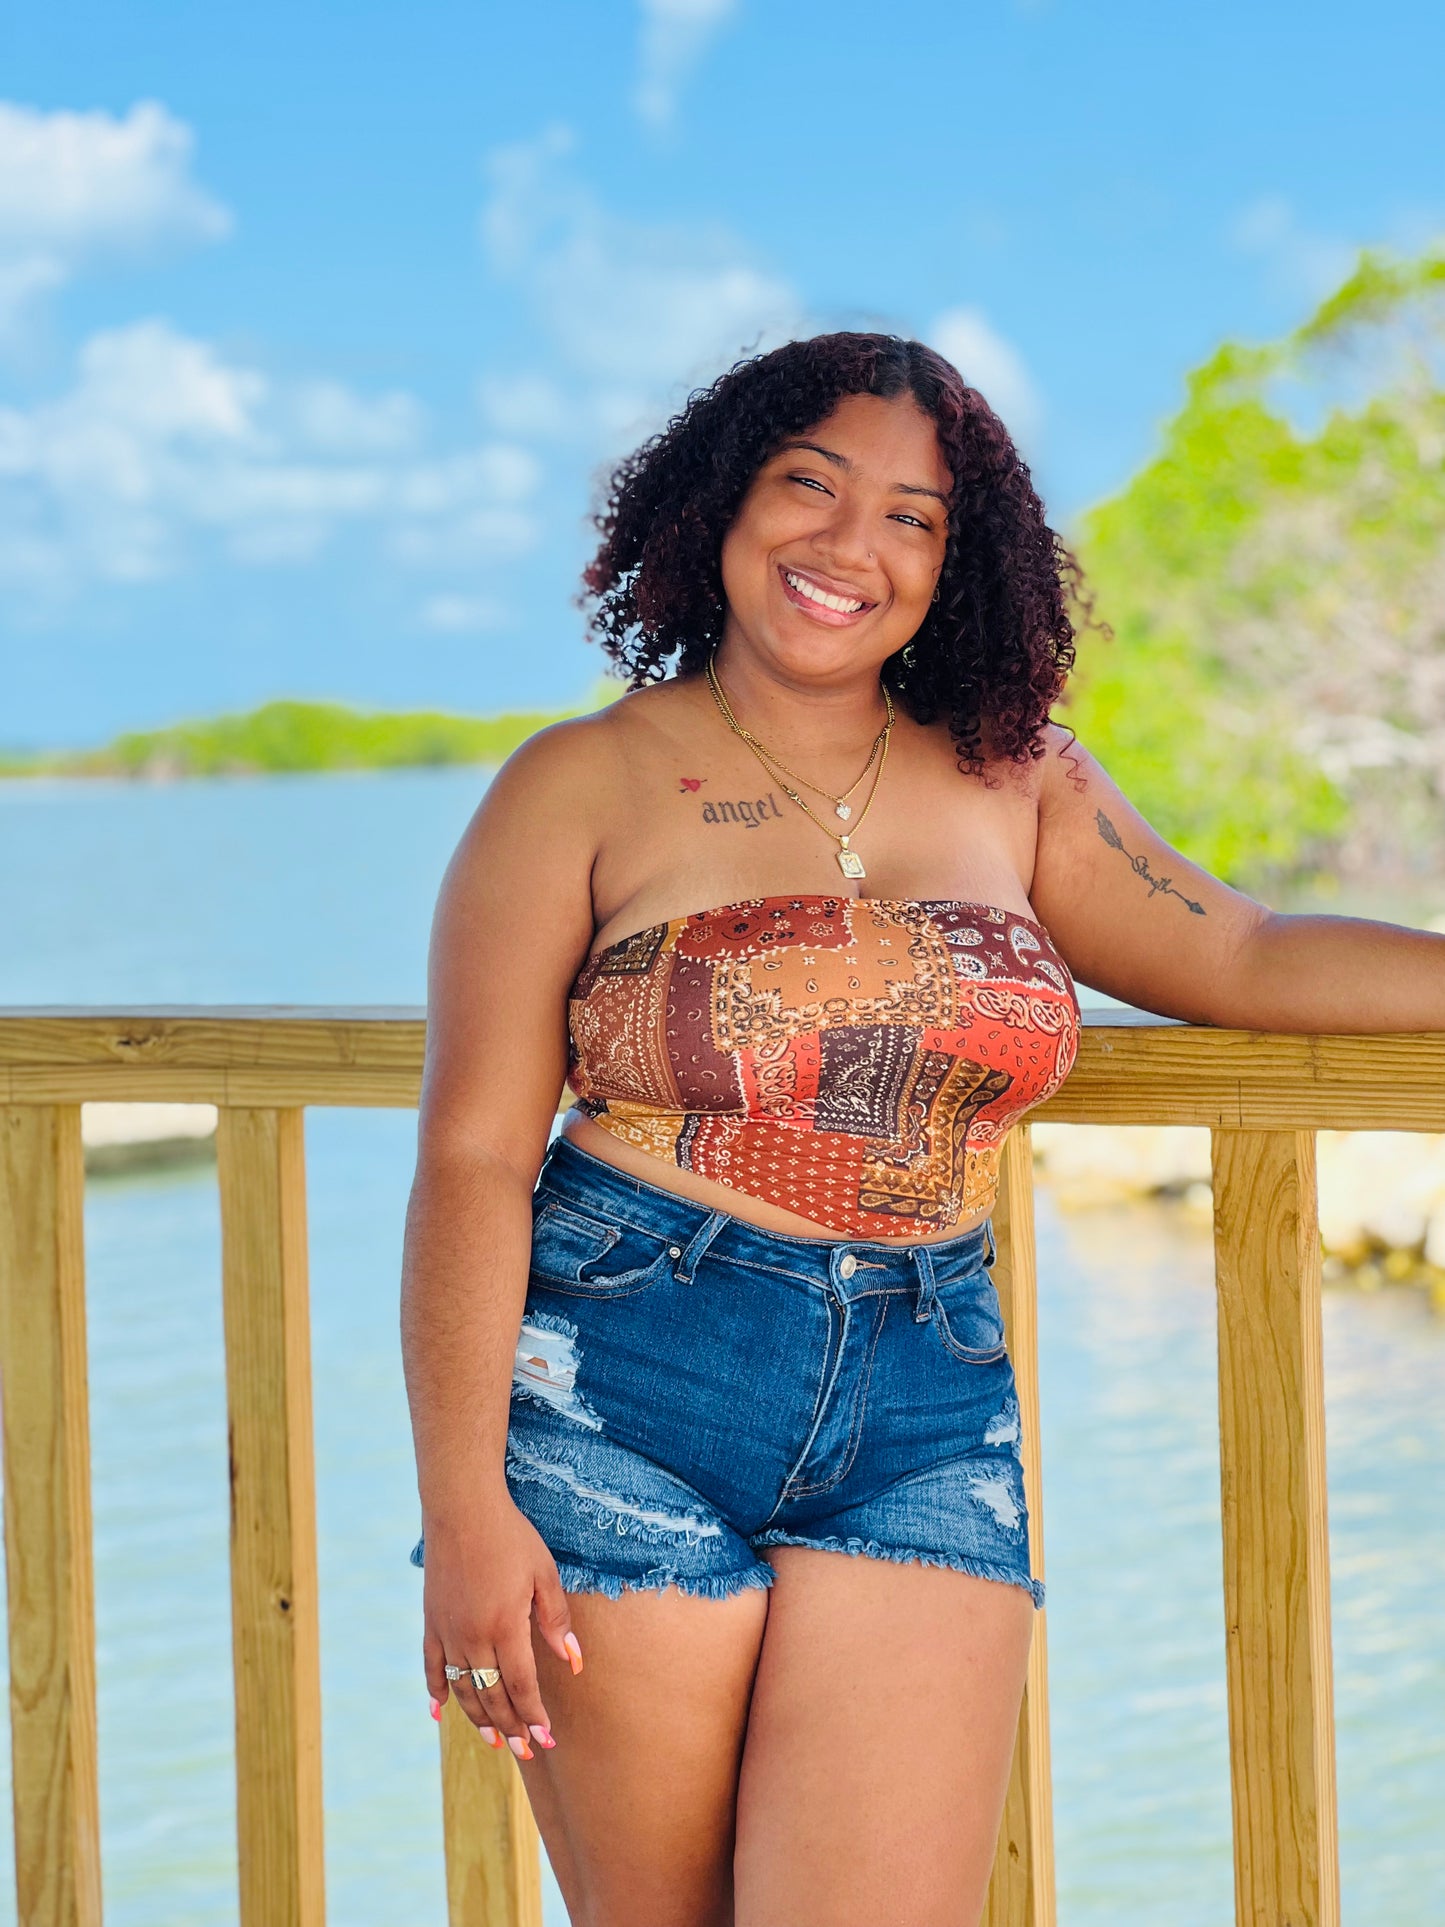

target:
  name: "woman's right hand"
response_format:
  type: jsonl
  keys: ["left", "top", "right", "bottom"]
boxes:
{"left": 421, "top": 1492, "right": 583, "bottom": 1758}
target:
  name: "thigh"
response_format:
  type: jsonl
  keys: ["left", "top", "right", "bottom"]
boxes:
{"left": 519, "top": 1582, "right": 769, "bottom": 1927}
{"left": 733, "top": 1547, "right": 1033, "bottom": 1927}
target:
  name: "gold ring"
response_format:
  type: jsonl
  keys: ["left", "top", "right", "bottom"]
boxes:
{"left": 470, "top": 1666, "right": 502, "bottom": 1692}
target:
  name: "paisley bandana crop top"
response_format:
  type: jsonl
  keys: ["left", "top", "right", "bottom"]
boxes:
{"left": 564, "top": 894, "right": 1080, "bottom": 1242}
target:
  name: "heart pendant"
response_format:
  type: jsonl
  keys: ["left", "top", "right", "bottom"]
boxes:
{"left": 835, "top": 802, "right": 852, "bottom": 821}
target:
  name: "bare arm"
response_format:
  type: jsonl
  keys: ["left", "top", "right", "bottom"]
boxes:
{"left": 400, "top": 712, "right": 612, "bottom": 1741}
{"left": 1029, "top": 727, "right": 1445, "bottom": 1031}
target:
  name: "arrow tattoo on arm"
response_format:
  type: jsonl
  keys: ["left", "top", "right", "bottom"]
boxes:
{"left": 1095, "top": 810, "right": 1207, "bottom": 915}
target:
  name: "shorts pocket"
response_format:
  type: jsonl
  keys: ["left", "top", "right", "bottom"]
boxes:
{"left": 930, "top": 1270, "right": 1008, "bottom": 1364}
{"left": 529, "top": 1197, "right": 674, "bottom": 1299}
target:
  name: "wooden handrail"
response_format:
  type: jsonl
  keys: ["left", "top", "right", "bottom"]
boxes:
{"left": 3, "top": 1006, "right": 1442, "bottom": 1927}
{"left": 4, "top": 1007, "right": 1445, "bottom": 1128}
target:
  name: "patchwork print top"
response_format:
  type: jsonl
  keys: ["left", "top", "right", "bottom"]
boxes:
{"left": 565, "top": 894, "right": 1080, "bottom": 1242}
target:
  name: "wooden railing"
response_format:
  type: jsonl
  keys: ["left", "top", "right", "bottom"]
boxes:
{"left": 2, "top": 1006, "right": 1443, "bottom": 1927}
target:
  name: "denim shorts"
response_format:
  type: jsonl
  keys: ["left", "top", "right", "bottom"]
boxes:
{"left": 412, "top": 1132, "right": 1043, "bottom": 1608}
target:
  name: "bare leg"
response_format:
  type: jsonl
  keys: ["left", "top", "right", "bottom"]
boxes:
{"left": 519, "top": 1581, "right": 770, "bottom": 1927}
{"left": 733, "top": 1547, "right": 1033, "bottom": 1927}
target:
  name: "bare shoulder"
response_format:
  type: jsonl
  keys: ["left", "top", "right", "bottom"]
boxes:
{"left": 1033, "top": 719, "right": 1094, "bottom": 810}
{"left": 963, "top": 713, "right": 1071, "bottom": 794}
{"left": 503, "top": 678, "right": 692, "bottom": 778}
{"left": 585, "top": 674, "right": 705, "bottom": 752}
{"left": 473, "top": 702, "right": 623, "bottom": 820}
{"left": 446, "top": 677, "right": 701, "bottom": 894}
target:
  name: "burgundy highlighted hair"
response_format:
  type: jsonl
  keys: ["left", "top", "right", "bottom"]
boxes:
{"left": 577, "top": 330, "right": 1093, "bottom": 776}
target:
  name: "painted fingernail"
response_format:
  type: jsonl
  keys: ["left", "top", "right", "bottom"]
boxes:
{"left": 507, "top": 1734, "right": 534, "bottom": 1760}
{"left": 479, "top": 1725, "right": 499, "bottom": 1746}
{"left": 563, "top": 1631, "right": 583, "bottom": 1674}
{"left": 429, "top": 1697, "right": 442, "bottom": 1722}
{"left": 528, "top": 1724, "right": 555, "bottom": 1748}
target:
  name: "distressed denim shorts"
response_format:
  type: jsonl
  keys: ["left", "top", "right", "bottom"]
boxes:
{"left": 413, "top": 1132, "right": 1043, "bottom": 1608}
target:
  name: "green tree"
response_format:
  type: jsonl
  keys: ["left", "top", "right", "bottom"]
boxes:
{"left": 1066, "top": 244, "right": 1445, "bottom": 890}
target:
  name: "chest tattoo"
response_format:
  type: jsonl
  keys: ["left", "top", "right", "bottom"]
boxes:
{"left": 698, "top": 792, "right": 785, "bottom": 830}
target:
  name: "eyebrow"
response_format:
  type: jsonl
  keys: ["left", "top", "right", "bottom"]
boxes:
{"left": 775, "top": 439, "right": 952, "bottom": 507}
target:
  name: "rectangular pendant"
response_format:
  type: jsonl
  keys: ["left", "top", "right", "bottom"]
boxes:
{"left": 836, "top": 847, "right": 866, "bottom": 879}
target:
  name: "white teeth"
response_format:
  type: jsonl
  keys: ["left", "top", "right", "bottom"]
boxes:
{"left": 784, "top": 569, "right": 865, "bottom": 614}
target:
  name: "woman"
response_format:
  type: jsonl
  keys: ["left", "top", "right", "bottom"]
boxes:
{"left": 401, "top": 332, "right": 1444, "bottom": 1926}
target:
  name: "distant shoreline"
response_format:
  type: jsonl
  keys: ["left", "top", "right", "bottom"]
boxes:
{"left": 0, "top": 694, "right": 595, "bottom": 779}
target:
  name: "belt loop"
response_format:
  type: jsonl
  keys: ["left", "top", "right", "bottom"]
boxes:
{"left": 672, "top": 1209, "right": 729, "bottom": 1284}
{"left": 983, "top": 1218, "right": 997, "bottom": 1270}
{"left": 910, "top": 1241, "right": 939, "bottom": 1323}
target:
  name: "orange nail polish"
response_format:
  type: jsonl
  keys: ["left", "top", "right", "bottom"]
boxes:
{"left": 480, "top": 1725, "right": 499, "bottom": 1745}
{"left": 429, "top": 1698, "right": 442, "bottom": 1722}
{"left": 563, "top": 1631, "right": 583, "bottom": 1675}
{"left": 507, "top": 1734, "right": 533, "bottom": 1760}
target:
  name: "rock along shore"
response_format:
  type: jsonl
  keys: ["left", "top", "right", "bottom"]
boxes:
{"left": 1032, "top": 1122, "right": 1445, "bottom": 1303}
{"left": 82, "top": 1103, "right": 218, "bottom": 1175}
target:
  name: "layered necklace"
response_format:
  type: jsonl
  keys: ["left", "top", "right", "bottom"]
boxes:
{"left": 705, "top": 647, "right": 894, "bottom": 880}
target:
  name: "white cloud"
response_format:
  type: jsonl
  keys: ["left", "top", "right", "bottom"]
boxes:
{"left": 479, "top": 123, "right": 802, "bottom": 438}
{"left": 475, "top": 371, "right": 571, "bottom": 439}
{"left": 634, "top": 0, "right": 738, "bottom": 130}
{"left": 1229, "top": 196, "right": 1355, "bottom": 304}
{"left": 0, "top": 102, "right": 547, "bottom": 610}
{"left": 387, "top": 506, "right": 540, "bottom": 569}
{"left": 418, "top": 592, "right": 507, "bottom": 634}
{"left": 0, "top": 319, "right": 540, "bottom": 594}
{"left": 0, "top": 100, "right": 230, "bottom": 344}
{"left": 926, "top": 307, "right": 1044, "bottom": 450}
{"left": 289, "top": 380, "right": 426, "bottom": 454}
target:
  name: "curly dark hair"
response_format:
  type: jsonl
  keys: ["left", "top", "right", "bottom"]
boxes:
{"left": 577, "top": 330, "right": 1094, "bottom": 775}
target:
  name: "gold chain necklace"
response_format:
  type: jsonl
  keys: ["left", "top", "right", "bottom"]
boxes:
{"left": 708, "top": 675, "right": 890, "bottom": 822}
{"left": 705, "top": 650, "right": 894, "bottom": 880}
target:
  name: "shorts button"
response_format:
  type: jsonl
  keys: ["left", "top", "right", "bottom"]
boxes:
{"left": 838, "top": 1252, "right": 858, "bottom": 1277}
{"left": 668, "top": 1245, "right": 683, "bottom": 1259}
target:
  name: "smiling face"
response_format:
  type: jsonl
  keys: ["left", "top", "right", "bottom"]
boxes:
{"left": 717, "top": 390, "right": 952, "bottom": 683}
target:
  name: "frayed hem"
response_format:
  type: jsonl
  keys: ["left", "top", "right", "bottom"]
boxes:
{"left": 552, "top": 1559, "right": 776, "bottom": 1603}
{"left": 749, "top": 1530, "right": 1046, "bottom": 1609}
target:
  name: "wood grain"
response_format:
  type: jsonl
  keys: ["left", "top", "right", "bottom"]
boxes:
{"left": 0, "top": 1104, "right": 101, "bottom": 1927}
{"left": 1037, "top": 1025, "right": 1445, "bottom": 1129}
{"left": 439, "top": 1701, "right": 543, "bottom": 1927}
{"left": 983, "top": 1125, "right": 1056, "bottom": 1927}
{"left": 2, "top": 1010, "right": 1445, "bottom": 1130}
{"left": 7, "top": 1068, "right": 423, "bottom": 1108}
{"left": 1212, "top": 1129, "right": 1339, "bottom": 1927}
{"left": 218, "top": 1108, "right": 326, "bottom": 1927}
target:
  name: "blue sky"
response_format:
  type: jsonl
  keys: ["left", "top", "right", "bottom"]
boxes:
{"left": 3, "top": 0, "right": 1443, "bottom": 749}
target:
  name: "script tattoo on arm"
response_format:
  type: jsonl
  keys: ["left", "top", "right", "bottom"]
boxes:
{"left": 1096, "top": 810, "right": 1206, "bottom": 915}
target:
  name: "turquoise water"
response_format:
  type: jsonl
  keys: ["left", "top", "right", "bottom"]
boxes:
{"left": 1, "top": 770, "right": 1442, "bottom": 1924}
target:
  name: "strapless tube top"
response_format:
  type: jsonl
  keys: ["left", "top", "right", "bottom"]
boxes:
{"left": 564, "top": 894, "right": 1081, "bottom": 1241}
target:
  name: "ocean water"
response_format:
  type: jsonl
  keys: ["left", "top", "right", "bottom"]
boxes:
{"left": 0, "top": 769, "right": 1441, "bottom": 1924}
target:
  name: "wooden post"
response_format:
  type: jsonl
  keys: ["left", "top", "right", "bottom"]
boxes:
{"left": 218, "top": 1108, "right": 325, "bottom": 1927}
{"left": 0, "top": 1104, "right": 101, "bottom": 1927}
{"left": 983, "top": 1124, "right": 1056, "bottom": 1927}
{"left": 439, "top": 1703, "right": 543, "bottom": 1927}
{"left": 1211, "top": 1129, "right": 1339, "bottom": 1927}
